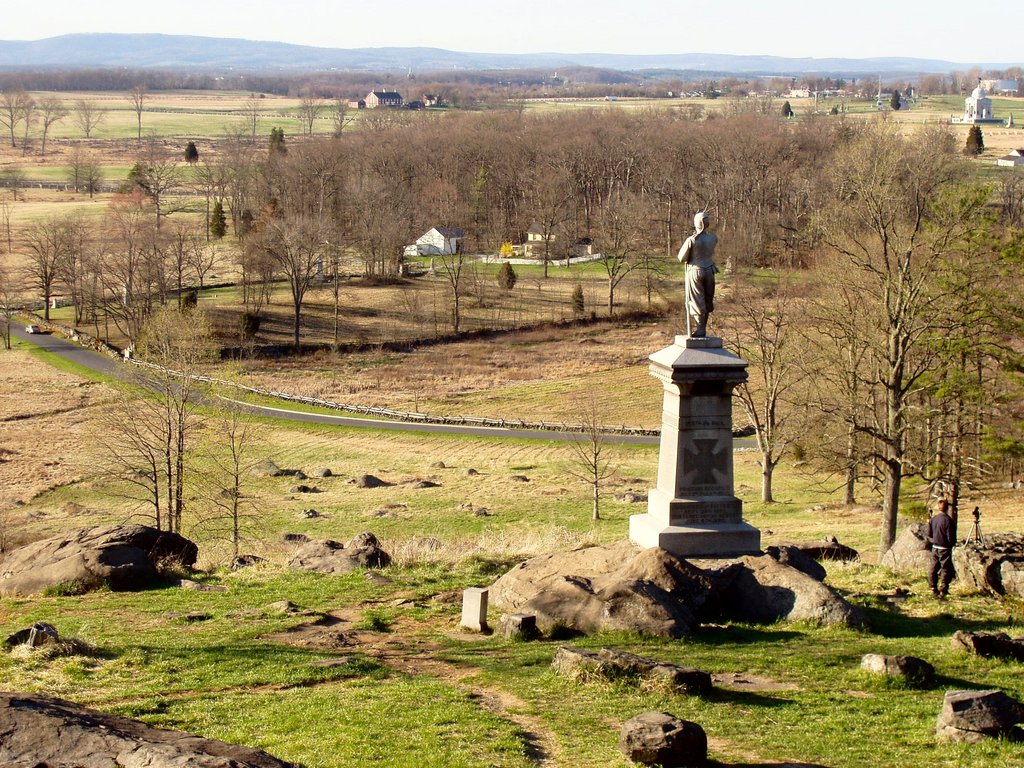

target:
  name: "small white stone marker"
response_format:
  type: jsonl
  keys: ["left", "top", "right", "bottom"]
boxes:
{"left": 460, "top": 587, "right": 489, "bottom": 632}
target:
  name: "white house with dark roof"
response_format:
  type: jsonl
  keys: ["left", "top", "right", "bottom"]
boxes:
{"left": 415, "top": 226, "right": 463, "bottom": 255}
{"left": 997, "top": 149, "right": 1024, "bottom": 168}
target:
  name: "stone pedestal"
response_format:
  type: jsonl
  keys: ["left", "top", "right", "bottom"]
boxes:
{"left": 629, "top": 336, "right": 760, "bottom": 557}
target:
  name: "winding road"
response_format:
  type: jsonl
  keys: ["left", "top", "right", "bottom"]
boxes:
{"left": 11, "top": 324, "right": 665, "bottom": 445}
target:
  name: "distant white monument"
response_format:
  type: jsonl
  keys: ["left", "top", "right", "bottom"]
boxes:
{"left": 953, "top": 80, "right": 1002, "bottom": 125}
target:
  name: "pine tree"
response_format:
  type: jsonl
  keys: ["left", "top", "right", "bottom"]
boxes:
{"left": 184, "top": 141, "right": 199, "bottom": 164}
{"left": 571, "top": 284, "right": 585, "bottom": 315}
{"left": 964, "top": 125, "right": 985, "bottom": 156}
{"left": 497, "top": 261, "right": 517, "bottom": 291}
{"left": 781, "top": 100, "right": 794, "bottom": 118}
{"left": 268, "top": 127, "right": 287, "bottom": 156}
{"left": 890, "top": 89, "right": 901, "bottom": 111}
{"left": 210, "top": 201, "right": 227, "bottom": 239}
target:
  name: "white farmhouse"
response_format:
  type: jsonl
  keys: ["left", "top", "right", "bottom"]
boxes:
{"left": 415, "top": 226, "right": 463, "bottom": 255}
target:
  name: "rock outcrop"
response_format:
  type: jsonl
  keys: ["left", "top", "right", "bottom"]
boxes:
{"left": 954, "top": 533, "right": 1024, "bottom": 597}
{"left": 288, "top": 532, "right": 391, "bottom": 574}
{"left": 0, "top": 692, "right": 295, "bottom": 767}
{"left": 0, "top": 525, "right": 197, "bottom": 596}
{"left": 553, "top": 647, "right": 712, "bottom": 694}
{"left": 489, "top": 541, "right": 864, "bottom": 638}
{"left": 952, "top": 630, "right": 1024, "bottom": 661}
{"left": 936, "top": 689, "right": 1024, "bottom": 743}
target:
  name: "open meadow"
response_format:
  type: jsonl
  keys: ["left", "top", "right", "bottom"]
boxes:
{"left": 3, "top": 333, "right": 1024, "bottom": 767}
{"left": 1, "top": 83, "right": 1024, "bottom": 767}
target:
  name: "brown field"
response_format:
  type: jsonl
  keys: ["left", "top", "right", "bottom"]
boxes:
{"left": 0, "top": 350, "right": 117, "bottom": 532}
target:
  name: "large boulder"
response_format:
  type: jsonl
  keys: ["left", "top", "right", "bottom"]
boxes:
{"left": 705, "top": 555, "right": 866, "bottom": 628}
{"left": 489, "top": 541, "right": 710, "bottom": 637}
{"left": 879, "top": 523, "right": 933, "bottom": 572}
{"left": 0, "top": 525, "right": 197, "bottom": 596}
{"left": 954, "top": 533, "right": 1024, "bottom": 596}
{"left": 490, "top": 542, "right": 864, "bottom": 638}
{"left": 0, "top": 692, "right": 295, "bottom": 767}
{"left": 936, "top": 689, "right": 1024, "bottom": 743}
{"left": 618, "top": 711, "right": 707, "bottom": 767}
{"left": 288, "top": 532, "right": 391, "bottom": 574}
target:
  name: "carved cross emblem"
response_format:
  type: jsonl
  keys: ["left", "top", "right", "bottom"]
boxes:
{"left": 681, "top": 436, "right": 729, "bottom": 487}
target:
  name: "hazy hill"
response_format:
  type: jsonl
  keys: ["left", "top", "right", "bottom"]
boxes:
{"left": 0, "top": 33, "right": 1017, "bottom": 75}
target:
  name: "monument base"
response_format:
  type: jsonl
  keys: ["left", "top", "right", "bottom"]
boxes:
{"left": 629, "top": 512, "right": 761, "bottom": 558}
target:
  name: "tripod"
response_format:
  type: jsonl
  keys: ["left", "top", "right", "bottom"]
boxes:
{"left": 966, "top": 506, "right": 983, "bottom": 543}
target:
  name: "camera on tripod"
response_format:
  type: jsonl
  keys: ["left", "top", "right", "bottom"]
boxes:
{"left": 967, "top": 506, "right": 982, "bottom": 543}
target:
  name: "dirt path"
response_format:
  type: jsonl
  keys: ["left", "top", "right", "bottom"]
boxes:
{"left": 267, "top": 606, "right": 562, "bottom": 766}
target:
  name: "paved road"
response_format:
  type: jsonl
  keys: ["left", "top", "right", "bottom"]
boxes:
{"left": 11, "top": 324, "right": 662, "bottom": 445}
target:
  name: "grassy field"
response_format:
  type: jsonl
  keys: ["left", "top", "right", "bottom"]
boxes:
{"left": 3, "top": 344, "right": 1024, "bottom": 767}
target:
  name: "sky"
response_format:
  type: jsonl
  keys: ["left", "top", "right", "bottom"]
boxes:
{"left": 2, "top": 0, "right": 1021, "bottom": 64}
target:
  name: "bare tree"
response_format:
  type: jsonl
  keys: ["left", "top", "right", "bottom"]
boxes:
{"left": 0, "top": 89, "right": 34, "bottom": 148}
{"left": 592, "top": 192, "right": 645, "bottom": 316}
{"left": 127, "top": 83, "right": 146, "bottom": 140}
{"left": 298, "top": 93, "right": 325, "bottom": 136}
{"left": 566, "top": 396, "right": 616, "bottom": 521}
{"left": 0, "top": 255, "right": 23, "bottom": 350}
{"left": 1, "top": 167, "right": 26, "bottom": 202}
{"left": 100, "top": 192, "right": 164, "bottom": 345}
{"left": 187, "top": 243, "right": 220, "bottom": 290}
{"left": 258, "top": 215, "right": 329, "bottom": 349}
{"left": 129, "top": 142, "right": 185, "bottom": 229}
{"left": 72, "top": 99, "right": 107, "bottom": 138}
{"left": 730, "top": 282, "right": 802, "bottom": 503}
{"left": 241, "top": 96, "right": 261, "bottom": 143}
{"left": 103, "top": 307, "right": 211, "bottom": 532}
{"left": 332, "top": 97, "right": 353, "bottom": 137}
{"left": 37, "top": 97, "right": 67, "bottom": 158}
{"left": 67, "top": 145, "right": 104, "bottom": 198}
{"left": 816, "top": 122, "right": 989, "bottom": 554}
{"left": 192, "top": 403, "right": 264, "bottom": 560}
{"left": 22, "top": 214, "right": 76, "bottom": 320}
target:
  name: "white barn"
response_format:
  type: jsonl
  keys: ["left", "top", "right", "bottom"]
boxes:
{"left": 997, "top": 149, "right": 1024, "bottom": 168}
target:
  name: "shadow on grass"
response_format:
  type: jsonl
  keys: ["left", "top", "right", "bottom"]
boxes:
{"left": 705, "top": 688, "right": 793, "bottom": 709}
{"left": 694, "top": 625, "right": 804, "bottom": 646}
{"left": 856, "top": 604, "right": 1011, "bottom": 639}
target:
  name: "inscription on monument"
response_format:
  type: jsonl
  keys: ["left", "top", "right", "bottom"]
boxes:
{"left": 678, "top": 416, "right": 732, "bottom": 430}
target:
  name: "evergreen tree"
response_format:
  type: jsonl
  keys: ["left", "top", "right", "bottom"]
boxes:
{"left": 184, "top": 141, "right": 199, "bottom": 164}
{"left": 210, "top": 200, "right": 227, "bottom": 239}
{"left": 268, "top": 127, "right": 287, "bottom": 156}
{"left": 571, "top": 283, "right": 585, "bottom": 315}
{"left": 890, "top": 89, "right": 901, "bottom": 111}
{"left": 497, "top": 261, "right": 517, "bottom": 291}
{"left": 781, "top": 100, "right": 794, "bottom": 118}
{"left": 964, "top": 125, "right": 985, "bottom": 156}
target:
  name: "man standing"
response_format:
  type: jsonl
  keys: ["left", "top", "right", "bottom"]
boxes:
{"left": 926, "top": 499, "right": 956, "bottom": 598}
{"left": 677, "top": 211, "right": 719, "bottom": 338}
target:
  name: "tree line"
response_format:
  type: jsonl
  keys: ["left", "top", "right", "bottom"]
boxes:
{"left": 4, "top": 106, "right": 1024, "bottom": 556}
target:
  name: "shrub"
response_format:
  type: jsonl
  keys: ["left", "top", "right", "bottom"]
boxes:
{"left": 497, "top": 261, "right": 517, "bottom": 291}
{"left": 571, "top": 284, "right": 585, "bottom": 315}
